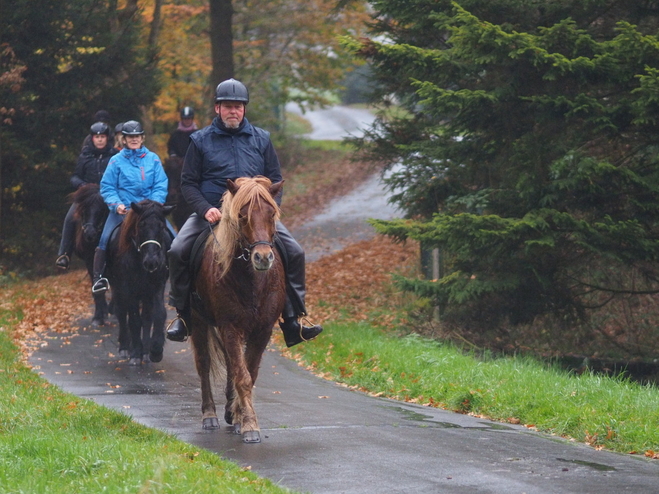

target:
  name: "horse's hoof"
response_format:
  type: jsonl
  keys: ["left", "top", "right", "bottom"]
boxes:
{"left": 149, "top": 349, "right": 163, "bottom": 363}
{"left": 128, "top": 357, "right": 142, "bottom": 366}
{"left": 118, "top": 349, "right": 130, "bottom": 359}
{"left": 91, "top": 318, "right": 105, "bottom": 327}
{"left": 233, "top": 423, "right": 241, "bottom": 435}
{"left": 142, "top": 354, "right": 151, "bottom": 364}
{"left": 243, "top": 431, "right": 261, "bottom": 443}
{"left": 202, "top": 417, "right": 220, "bottom": 430}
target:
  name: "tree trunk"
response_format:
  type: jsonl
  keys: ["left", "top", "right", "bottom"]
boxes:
{"left": 209, "top": 0, "right": 234, "bottom": 116}
{"left": 148, "top": 0, "right": 163, "bottom": 48}
{"left": 143, "top": 0, "right": 163, "bottom": 150}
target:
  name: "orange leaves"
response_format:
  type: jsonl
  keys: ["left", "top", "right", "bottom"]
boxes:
{"left": 305, "top": 235, "right": 418, "bottom": 327}
{"left": 8, "top": 270, "right": 93, "bottom": 361}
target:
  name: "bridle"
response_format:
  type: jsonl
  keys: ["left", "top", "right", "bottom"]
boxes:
{"left": 235, "top": 240, "right": 274, "bottom": 261}
{"left": 136, "top": 239, "right": 162, "bottom": 252}
{"left": 207, "top": 223, "right": 274, "bottom": 262}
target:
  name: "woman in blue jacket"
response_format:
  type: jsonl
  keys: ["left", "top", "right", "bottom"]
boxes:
{"left": 91, "top": 120, "right": 172, "bottom": 293}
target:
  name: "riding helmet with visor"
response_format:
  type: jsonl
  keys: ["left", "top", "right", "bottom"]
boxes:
{"left": 90, "top": 121, "right": 110, "bottom": 136}
{"left": 121, "top": 120, "right": 144, "bottom": 136}
{"left": 215, "top": 78, "right": 249, "bottom": 104}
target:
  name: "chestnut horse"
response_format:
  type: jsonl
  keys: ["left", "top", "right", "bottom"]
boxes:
{"left": 70, "top": 183, "right": 109, "bottom": 326}
{"left": 191, "top": 176, "right": 286, "bottom": 443}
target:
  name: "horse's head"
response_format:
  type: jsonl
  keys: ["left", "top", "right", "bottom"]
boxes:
{"left": 214, "top": 177, "right": 283, "bottom": 276}
{"left": 120, "top": 200, "right": 174, "bottom": 273}
{"left": 72, "top": 184, "right": 108, "bottom": 245}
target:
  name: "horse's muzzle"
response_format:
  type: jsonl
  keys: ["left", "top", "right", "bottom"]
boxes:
{"left": 251, "top": 249, "right": 275, "bottom": 271}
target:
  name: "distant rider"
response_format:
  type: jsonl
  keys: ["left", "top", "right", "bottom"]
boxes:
{"left": 167, "top": 106, "right": 197, "bottom": 158}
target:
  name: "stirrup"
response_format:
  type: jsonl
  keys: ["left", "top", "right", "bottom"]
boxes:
{"left": 56, "top": 254, "right": 70, "bottom": 270}
{"left": 91, "top": 277, "right": 109, "bottom": 294}
{"left": 166, "top": 316, "right": 190, "bottom": 342}
{"left": 300, "top": 316, "right": 322, "bottom": 342}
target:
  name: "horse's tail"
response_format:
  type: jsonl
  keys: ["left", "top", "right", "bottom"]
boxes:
{"left": 190, "top": 325, "right": 227, "bottom": 384}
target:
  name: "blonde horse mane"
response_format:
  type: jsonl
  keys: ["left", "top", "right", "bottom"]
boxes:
{"left": 207, "top": 176, "right": 281, "bottom": 279}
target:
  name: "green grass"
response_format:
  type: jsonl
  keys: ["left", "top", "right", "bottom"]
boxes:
{"left": 0, "top": 306, "right": 295, "bottom": 493}
{"left": 289, "top": 320, "right": 659, "bottom": 455}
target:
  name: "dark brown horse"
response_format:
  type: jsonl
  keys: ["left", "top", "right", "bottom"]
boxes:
{"left": 191, "top": 176, "right": 286, "bottom": 443}
{"left": 70, "top": 183, "right": 109, "bottom": 326}
{"left": 106, "top": 200, "right": 174, "bottom": 365}
{"left": 163, "top": 156, "right": 193, "bottom": 230}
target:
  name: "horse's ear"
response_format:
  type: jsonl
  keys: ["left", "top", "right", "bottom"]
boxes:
{"left": 269, "top": 180, "right": 284, "bottom": 198}
{"left": 131, "top": 202, "right": 142, "bottom": 214}
{"left": 227, "top": 179, "right": 239, "bottom": 195}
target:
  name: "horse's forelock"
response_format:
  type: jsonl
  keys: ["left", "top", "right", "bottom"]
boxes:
{"left": 118, "top": 202, "right": 167, "bottom": 256}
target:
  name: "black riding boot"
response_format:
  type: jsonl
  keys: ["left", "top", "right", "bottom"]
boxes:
{"left": 56, "top": 204, "right": 77, "bottom": 270}
{"left": 91, "top": 248, "right": 109, "bottom": 293}
{"left": 166, "top": 307, "right": 190, "bottom": 342}
{"left": 279, "top": 299, "right": 322, "bottom": 347}
{"left": 279, "top": 316, "right": 323, "bottom": 348}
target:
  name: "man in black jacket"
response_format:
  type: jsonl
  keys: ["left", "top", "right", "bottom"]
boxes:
{"left": 56, "top": 122, "right": 118, "bottom": 269}
{"left": 166, "top": 78, "right": 322, "bottom": 347}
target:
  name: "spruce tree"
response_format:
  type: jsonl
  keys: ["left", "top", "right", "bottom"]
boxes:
{"left": 345, "top": 1, "right": 659, "bottom": 330}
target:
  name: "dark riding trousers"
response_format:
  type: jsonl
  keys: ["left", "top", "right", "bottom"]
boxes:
{"left": 168, "top": 213, "right": 306, "bottom": 319}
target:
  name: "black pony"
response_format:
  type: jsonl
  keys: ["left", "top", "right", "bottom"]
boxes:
{"left": 106, "top": 200, "right": 174, "bottom": 365}
{"left": 70, "top": 183, "right": 109, "bottom": 326}
{"left": 164, "top": 156, "right": 193, "bottom": 230}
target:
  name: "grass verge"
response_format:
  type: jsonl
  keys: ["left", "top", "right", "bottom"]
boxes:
{"left": 0, "top": 298, "right": 294, "bottom": 493}
{"left": 284, "top": 319, "right": 659, "bottom": 458}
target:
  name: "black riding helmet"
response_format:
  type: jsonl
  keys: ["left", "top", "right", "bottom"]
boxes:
{"left": 90, "top": 121, "right": 110, "bottom": 136}
{"left": 215, "top": 78, "right": 249, "bottom": 104}
{"left": 122, "top": 120, "right": 144, "bottom": 136}
{"left": 180, "top": 106, "right": 194, "bottom": 119}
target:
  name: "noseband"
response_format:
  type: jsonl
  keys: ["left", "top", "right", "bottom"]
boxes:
{"left": 236, "top": 240, "right": 274, "bottom": 261}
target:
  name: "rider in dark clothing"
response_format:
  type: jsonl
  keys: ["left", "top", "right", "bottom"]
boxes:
{"left": 167, "top": 106, "right": 197, "bottom": 158}
{"left": 166, "top": 78, "right": 323, "bottom": 347}
{"left": 56, "top": 122, "right": 118, "bottom": 269}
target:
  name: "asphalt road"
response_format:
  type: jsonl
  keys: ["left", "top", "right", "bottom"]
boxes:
{"left": 31, "top": 106, "right": 659, "bottom": 493}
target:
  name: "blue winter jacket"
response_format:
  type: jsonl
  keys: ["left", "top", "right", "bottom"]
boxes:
{"left": 180, "top": 117, "right": 283, "bottom": 218}
{"left": 100, "top": 146, "right": 168, "bottom": 213}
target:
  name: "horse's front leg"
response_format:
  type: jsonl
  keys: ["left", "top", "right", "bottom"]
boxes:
{"left": 245, "top": 325, "right": 274, "bottom": 386}
{"left": 115, "top": 301, "right": 130, "bottom": 359}
{"left": 224, "top": 329, "right": 260, "bottom": 443}
{"left": 190, "top": 316, "right": 219, "bottom": 430}
{"left": 148, "top": 288, "right": 166, "bottom": 363}
{"left": 128, "top": 302, "right": 143, "bottom": 365}
{"left": 140, "top": 298, "right": 154, "bottom": 363}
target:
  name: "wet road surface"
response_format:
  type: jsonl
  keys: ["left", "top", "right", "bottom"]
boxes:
{"left": 30, "top": 320, "right": 659, "bottom": 494}
{"left": 31, "top": 179, "right": 659, "bottom": 493}
{"left": 31, "top": 106, "right": 659, "bottom": 492}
